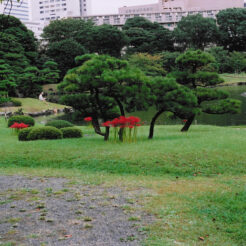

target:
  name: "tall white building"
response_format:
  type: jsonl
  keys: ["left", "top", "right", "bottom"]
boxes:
{"left": 0, "top": 0, "right": 30, "bottom": 21}
{"left": 31, "top": 0, "right": 89, "bottom": 22}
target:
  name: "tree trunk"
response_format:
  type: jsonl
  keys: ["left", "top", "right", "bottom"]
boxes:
{"left": 114, "top": 98, "right": 125, "bottom": 142}
{"left": 181, "top": 114, "right": 195, "bottom": 132}
{"left": 148, "top": 110, "right": 164, "bottom": 139}
{"left": 104, "top": 127, "right": 110, "bottom": 141}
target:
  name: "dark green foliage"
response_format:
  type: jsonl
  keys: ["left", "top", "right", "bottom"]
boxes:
{"left": 173, "top": 14, "right": 219, "bottom": 50}
{"left": 208, "top": 47, "right": 246, "bottom": 73}
{"left": 0, "top": 15, "right": 43, "bottom": 97}
{"left": 160, "top": 52, "right": 181, "bottom": 73}
{"left": 0, "top": 14, "right": 37, "bottom": 56}
{"left": 148, "top": 76, "right": 198, "bottom": 139}
{"left": 128, "top": 53, "right": 166, "bottom": 76}
{"left": 175, "top": 50, "right": 241, "bottom": 131}
{"left": 45, "top": 120, "right": 74, "bottom": 129}
{"left": 10, "top": 98, "right": 22, "bottom": 106}
{"left": 8, "top": 115, "right": 35, "bottom": 127}
{"left": 60, "top": 127, "right": 83, "bottom": 138}
{"left": 40, "top": 61, "right": 60, "bottom": 84}
{"left": 18, "top": 66, "right": 42, "bottom": 97}
{"left": 217, "top": 8, "right": 246, "bottom": 51}
{"left": 42, "top": 18, "right": 94, "bottom": 45}
{"left": 90, "top": 24, "right": 128, "bottom": 57}
{"left": 27, "top": 126, "right": 62, "bottom": 141}
{"left": 18, "top": 127, "right": 34, "bottom": 141}
{"left": 46, "top": 39, "right": 86, "bottom": 78}
{"left": 0, "top": 91, "right": 10, "bottom": 105}
{"left": 0, "top": 62, "right": 17, "bottom": 94}
{"left": 123, "top": 17, "right": 173, "bottom": 54}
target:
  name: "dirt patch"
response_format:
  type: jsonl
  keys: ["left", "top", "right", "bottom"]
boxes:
{"left": 0, "top": 175, "right": 152, "bottom": 246}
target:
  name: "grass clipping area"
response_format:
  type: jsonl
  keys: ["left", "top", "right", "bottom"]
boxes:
{"left": 0, "top": 98, "right": 67, "bottom": 113}
{"left": 0, "top": 117, "right": 245, "bottom": 245}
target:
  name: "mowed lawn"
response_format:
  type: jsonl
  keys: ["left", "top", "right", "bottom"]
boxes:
{"left": 0, "top": 117, "right": 245, "bottom": 245}
{"left": 0, "top": 98, "right": 67, "bottom": 113}
{"left": 221, "top": 73, "right": 246, "bottom": 84}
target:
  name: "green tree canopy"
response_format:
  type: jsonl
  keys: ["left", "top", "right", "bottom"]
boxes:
{"left": 128, "top": 53, "right": 166, "bottom": 77}
{"left": 123, "top": 17, "right": 173, "bottom": 54}
{"left": 174, "top": 50, "right": 241, "bottom": 131}
{"left": 40, "top": 61, "right": 60, "bottom": 84}
{"left": 148, "top": 76, "right": 198, "bottom": 139}
{"left": 59, "top": 54, "right": 152, "bottom": 140}
{"left": 46, "top": 39, "right": 86, "bottom": 78}
{"left": 90, "top": 24, "right": 128, "bottom": 57}
{"left": 217, "top": 8, "right": 246, "bottom": 51}
{"left": 0, "top": 14, "right": 38, "bottom": 63}
{"left": 18, "top": 67, "right": 42, "bottom": 97}
{"left": 173, "top": 14, "right": 219, "bottom": 50}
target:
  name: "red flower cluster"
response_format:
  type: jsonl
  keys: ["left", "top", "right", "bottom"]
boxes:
{"left": 10, "top": 122, "right": 29, "bottom": 129}
{"left": 84, "top": 117, "right": 92, "bottom": 122}
{"left": 102, "top": 116, "right": 141, "bottom": 128}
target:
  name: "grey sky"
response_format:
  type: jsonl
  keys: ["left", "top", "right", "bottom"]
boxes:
{"left": 90, "top": 0, "right": 157, "bottom": 15}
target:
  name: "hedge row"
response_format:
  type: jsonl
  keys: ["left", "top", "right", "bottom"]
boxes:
{"left": 18, "top": 126, "right": 83, "bottom": 141}
{"left": 45, "top": 120, "right": 74, "bottom": 129}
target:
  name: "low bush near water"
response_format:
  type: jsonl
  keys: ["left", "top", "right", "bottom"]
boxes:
{"left": 45, "top": 120, "right": 74, "bottom": 129}
{"left": 61, "top": 127, "right": 83, "bottom": 138}
{"left": 8, "top": 115, "right": 35, "bottom": 127}
{"left": 27, "top": 126, "right": 62, "bottom": 141}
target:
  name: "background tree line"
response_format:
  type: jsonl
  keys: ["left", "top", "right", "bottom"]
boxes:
{"left": 0, "top": 8, "right": 244, "bottom": 136}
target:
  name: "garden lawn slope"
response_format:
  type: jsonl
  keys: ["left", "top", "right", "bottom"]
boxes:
{"left": 0, "top": 117, "right": 245, "bottom": 245}
{"left": 0, "top": 98, "right": 67, "bottom": 113}
{"left": 221, "top": 73, "right": 246, "bottom": 84}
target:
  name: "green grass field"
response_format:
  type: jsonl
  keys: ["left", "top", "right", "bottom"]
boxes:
{"left": 221, "top": 73, "right": 246, "bottom": 84}
{"left": 0, "top": 117, "right": 245, "bottom": 245}
{"left": 0, "top": 98, "right": 67, "bottom": 113}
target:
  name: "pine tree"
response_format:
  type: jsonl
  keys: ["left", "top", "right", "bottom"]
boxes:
{"left": 174, "top": 50, "right": 241, "bottom": 132}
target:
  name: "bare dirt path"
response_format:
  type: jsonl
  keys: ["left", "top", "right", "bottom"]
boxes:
{"left": 0, "top": 175, "right": 152, "bottom": 246}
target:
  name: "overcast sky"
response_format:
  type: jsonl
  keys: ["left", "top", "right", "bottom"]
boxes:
{"left": 91, "top": 0, "right": 158, "bottom": 15}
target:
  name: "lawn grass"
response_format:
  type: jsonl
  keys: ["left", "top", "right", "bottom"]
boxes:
{"left": 0, "top": 117, "right": 245, "bottom": 245}
{"left": 0, "top": 98, "right": 67, "bottom": 113}
{"left": 221, "top": 73, "right": 246, "bottom": 84}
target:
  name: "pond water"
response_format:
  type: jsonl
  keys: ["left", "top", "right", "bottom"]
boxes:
{"left": 36, "top": 85, "right": 246, "bottom": 126}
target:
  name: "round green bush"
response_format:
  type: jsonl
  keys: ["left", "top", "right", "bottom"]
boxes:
{"left": 8, "top": 115, "right": 35, "bottom": 127}
{"left": 27, "top": 126, "right": 62, "bottom": 141}
{"left": 61, "top": 127, "right": 83, "bottom": 138}
{"left": 18, "top": 127, "right": 34, "bottom": 141}
{"left": 45, "top": 120, "right": 73, "bottom": 129}
{"left": 11, "top": 98, "right": 22, "bottom": 107}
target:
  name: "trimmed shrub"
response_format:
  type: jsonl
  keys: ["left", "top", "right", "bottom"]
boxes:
{"left": 8, "top": 115, "right": 35, "bottom": 127}
{"left": 11, "top": 98, "right": 22, "bottom": 107}
{"left": 45, "top": 120, "right": 73, "bottom": 129}
{"left": 61, "top": 127, "right": 83, "bottom": 138}
{"left": 27, "top": 126, "right": 62, "bottom": 141}
{"left": 18, "top": 127, "right": 34, "bottom": 141}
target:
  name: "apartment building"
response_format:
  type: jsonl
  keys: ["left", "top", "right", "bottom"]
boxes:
{"left": 31, "top": 0, "right": 88, "bottom": 22}
{"left": 0, "top": 0, "right": 30, "bottom": 21}
{"left": 119, "top": 0, "right": 244, "bottom": 14}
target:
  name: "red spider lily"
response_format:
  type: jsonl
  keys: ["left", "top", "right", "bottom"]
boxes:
{"left": 84, "top": 117, "right": 92, "bottom": 122}
{"left": 102, "top": 121, "right": 111, "bottom": 127}
{"left": 102, "top": 116, "right": 142, "bottom": 128}
{"left": 10, "top": 122, "right": 29, "bottom": 129}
